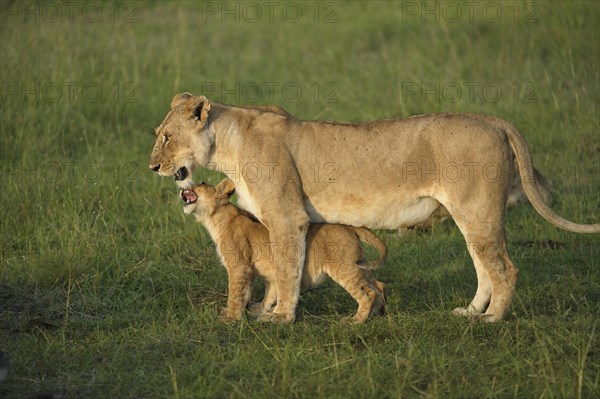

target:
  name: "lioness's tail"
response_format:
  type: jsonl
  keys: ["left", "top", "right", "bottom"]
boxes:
{"left": 353, "top": 227, "right": 388, "bottom": 270}
{"left": 503, "top": 124, "right": 600, "bottom": 233}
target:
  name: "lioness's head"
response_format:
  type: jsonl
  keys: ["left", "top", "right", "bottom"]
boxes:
{"left": 149, "top": 93, "right": 213, "bottom": 188}
{"left": 181, "top": 178, "right": 236, "bottom": 217}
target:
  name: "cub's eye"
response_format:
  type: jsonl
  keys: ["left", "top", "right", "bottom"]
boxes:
{"left": 163, "top": 135, "right": 170, "bottom": 144}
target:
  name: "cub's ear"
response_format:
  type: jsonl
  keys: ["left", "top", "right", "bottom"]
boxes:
{"left": 171, "top": 92, "right": 193, "bottom": 108}
{"left": 185, "top": 95, "right": 211, "bottom": 127}
{"left": 215, "top": 178, "right": 236, "bottom": 204}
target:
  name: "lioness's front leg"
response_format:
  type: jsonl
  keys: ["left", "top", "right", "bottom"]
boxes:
{"left": 248, "top": 280, "right": 277, "bottom": 318}
{"left": 262, "top": 217, "right": 309, "bottom": 323}
{"left": 239, "top": 154, "right": 309, "bottom": 323}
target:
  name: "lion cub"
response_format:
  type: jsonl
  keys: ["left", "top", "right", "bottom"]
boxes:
{"left": 182, "top": 179, "right": 387, "bottom": 323}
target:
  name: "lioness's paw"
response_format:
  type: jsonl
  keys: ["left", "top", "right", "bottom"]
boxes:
{"left": 452, "top": 308, "right": 501, "bottom": 322}
{"left": 452, "top": 307, "right": 484, "bottom": 318}
{"left": 452, "top": 307, "right": 469, "bottom": 317}
{"left": 258, "top": 312, "right": 295, "bottom": 324}
{"left": 257, "top": 312, "right": 273, "bottom": 322}
{"left": 470, "top": 313, "right": 500, "bottom": 323}
{"left": 341, "top": 316, "right": 366, "bottom": 324}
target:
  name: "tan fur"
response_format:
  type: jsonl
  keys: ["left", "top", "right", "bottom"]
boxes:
{"left": 399, "top": 166, "right": 552, "bottom": 235}
{"left": 183, "top": 179, "right": 386, "bottom": 323}
{"left": 150, "top": 93, "right": 600, "bottom": 323}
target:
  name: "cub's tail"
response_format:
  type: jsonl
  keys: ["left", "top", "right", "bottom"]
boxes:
{"left": 353, "top": 227, "right": 387, "bottom": 270}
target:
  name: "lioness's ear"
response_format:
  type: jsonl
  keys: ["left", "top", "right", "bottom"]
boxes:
{"left": 185, "top": 95, "right": 211, "bottom": 127}
{"left": 171, "top": 92, "right": 193, "bottom": 108}
{"left": 215, "top": 178, "right": 235, "bottom": 203}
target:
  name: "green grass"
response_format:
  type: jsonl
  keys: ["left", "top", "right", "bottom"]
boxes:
{"left": 1, "top": 1, "right": 599, "bottom": 398}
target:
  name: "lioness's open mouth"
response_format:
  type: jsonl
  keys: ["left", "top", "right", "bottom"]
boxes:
{"left": 175, "top": 167, "right": 189, "bottom": 181}
{"left": 180, "top": 189, "right": 198, "bottom": 205}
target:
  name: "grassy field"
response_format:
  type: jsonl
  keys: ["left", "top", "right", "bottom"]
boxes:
{"left": 1, "top": 1, "right": 599, "bottom": 398}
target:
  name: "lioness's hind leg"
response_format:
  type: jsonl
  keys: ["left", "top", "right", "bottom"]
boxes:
{"left": 468, "top": 241, "right": 517, "bottom": 322}
{"left": 453, "top": 218, "right": 518, "bottom": 322}
{"left": 452, "top": 251, "right": 492, "bottom": 318}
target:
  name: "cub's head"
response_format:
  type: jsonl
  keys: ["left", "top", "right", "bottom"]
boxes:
{"left": 149, "top": 93, "right": 213, "bottom": 189}
{"left": 181, "top": 178, "right": 236, "bottom": 217}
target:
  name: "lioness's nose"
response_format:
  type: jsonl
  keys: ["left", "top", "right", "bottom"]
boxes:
{"left": 149, "top": 163, "right": 160, "bottom": 172}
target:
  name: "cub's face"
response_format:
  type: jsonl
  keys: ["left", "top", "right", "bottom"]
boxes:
{"left": 181, "top": 184, "right": 218, "bottom": 216}
{"left": 149, "top": 93, "right": 213, "bottom": 189}
{"left": 181, "top": 178, "right": 236, "bottom": 216}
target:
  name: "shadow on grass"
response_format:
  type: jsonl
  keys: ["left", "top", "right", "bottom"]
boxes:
{"left": 0, "top": 285, "right": 66, "bottom": 334}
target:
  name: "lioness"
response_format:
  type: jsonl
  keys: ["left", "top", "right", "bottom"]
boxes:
{"left": 150, "top": 93, "right": 600, "bottom": 323}
{"left": 182, "top": 178, "right": 386, "bottom": 323}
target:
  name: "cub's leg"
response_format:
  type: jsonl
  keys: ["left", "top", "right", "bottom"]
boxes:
{"left": 368, "top": 277, "right": 386, "bottom": 317}
{"left": 220, "top": 265, "right": 254, "bottom": 323}
{"left": 327, "top": 266, "right": 383, "bottom": 323}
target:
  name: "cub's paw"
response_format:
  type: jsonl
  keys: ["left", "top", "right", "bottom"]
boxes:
{"left": 246, "top": 302, "right": 265, "bottom": 318}
{"left": 219, "top": 308, "right": 242, "bottom": 323}
{"left": 370, "top": 298, "right": 386, "bottom": 318}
